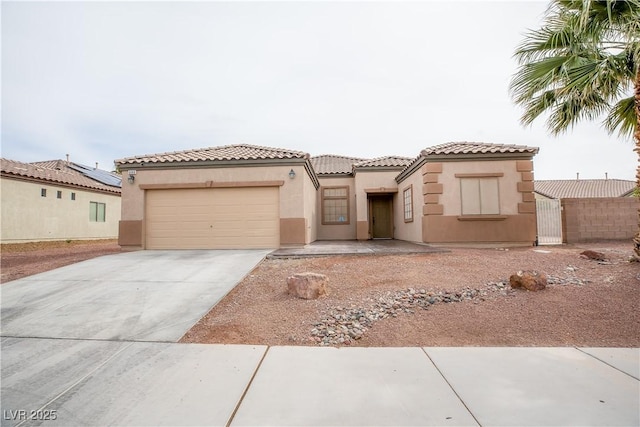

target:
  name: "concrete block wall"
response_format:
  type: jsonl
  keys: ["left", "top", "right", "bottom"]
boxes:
{"left": 561, "top": 197, "right": 639, "bottom": 243}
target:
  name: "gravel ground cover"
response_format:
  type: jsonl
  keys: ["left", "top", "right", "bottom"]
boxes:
{"left": 2, "top": 239, "right": 637, "bottom": 347}
{"left": 181, "top": 242, "right": 639, "bottom": 347}
{"left": 1, "top": 239, "right": 121, "bottom": 283}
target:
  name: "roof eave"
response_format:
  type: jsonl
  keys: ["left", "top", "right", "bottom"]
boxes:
{"left": 116, "top": 157, "right": 320, "bottom": 189}
{"left": 353, "top": 166, "right": 408, "bottom": 174}
{"left": 317, "top": 172, "right": 354, "bottom": 178}
{"left": 0, "top": 172, "right": 122, "bottom": 195}
{"left": 422, "top": 152, "right": 537, "bottom": 162}
{"left": 396, "top": 156, "right": 427, "bottom": 184}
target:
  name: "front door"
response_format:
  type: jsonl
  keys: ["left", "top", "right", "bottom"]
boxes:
{"left": 370, "top": 196, "right": 393, "bottom": 238}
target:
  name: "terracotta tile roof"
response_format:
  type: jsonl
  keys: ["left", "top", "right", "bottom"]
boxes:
{"left": 421, "top": 141, "right": 539, "bottom": 156}
{"left": 115, "top": 144, "right": 310, "bottom": 165}
{"left": 1, "top": 158, "right": 121, "bottom": 194}
{"left": 534, "top": 179, "right": 636, "bottom": 198}
{"left": 310, "top": 155, "right": 367, "bottom": 175}
{"left": 354, "top": 156, "right": 414, "bottom": 169}
{"left": 396, "top": 141, "right": 539, "bottom": 184}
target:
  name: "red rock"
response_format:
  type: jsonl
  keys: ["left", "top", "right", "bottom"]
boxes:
{"left": 580, "top": 250, "right": 606, "bottom": 261}
{"left": 509, "top": 270, "right": 547, "bottom": 291}
{"left": 287, "top": 272, "right": 328, "bottom": 299}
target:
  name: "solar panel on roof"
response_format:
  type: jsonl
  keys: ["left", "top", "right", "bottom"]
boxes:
{"left": 68, "top": 163, "right": 122, "bottom": 188}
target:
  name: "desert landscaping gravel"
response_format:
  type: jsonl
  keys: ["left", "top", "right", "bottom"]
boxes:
{"left": 182, "top": 242, "right": 639, "bottom": 347}
{"left": 2, "top": 240, "right": 637, "bottom": 347}
{"left": 1, "top": 239, "right": 121, "bottom": 283}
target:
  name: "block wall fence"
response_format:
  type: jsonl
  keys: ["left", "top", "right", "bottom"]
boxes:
{"left": 561, "top": 197, "right": 639, "bottom": 243}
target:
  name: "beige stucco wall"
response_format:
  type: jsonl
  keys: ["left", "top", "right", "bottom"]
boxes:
{"left": 394, "top": 171, "right": 423, "bottom": 243}
{"left": 438, "top": 160, "right": 522, "bottom": 216}
{"left": 353, "top": 170, "right": 401, "bottom": 240}
{"left": 119, "top": 164, "right": 317, "bottom": 247}
{"left": 316, "top": 176, "right": 357, "bottom": 240}
{"left": 421, "top": 158, "right": 537, "bottom": 245}
{"left": 303, "top": 168, "right": 318, "bottom": 243}
{"left": 1, "top": 177, "right": 121, "bottom": 243}
{"left": 121, "top": 165, "right": 310, "bottom": 220}
{"left": 353, "top": 171, "right": 400, "bottom": 222}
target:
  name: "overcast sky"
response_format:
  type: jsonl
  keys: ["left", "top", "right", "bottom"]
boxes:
{"left": 2, "top": 1, "right": 636, "bottom": 180}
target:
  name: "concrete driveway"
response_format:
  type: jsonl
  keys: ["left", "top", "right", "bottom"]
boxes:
{"left": 0, "top": 250, "right": 269, "bottom": 342}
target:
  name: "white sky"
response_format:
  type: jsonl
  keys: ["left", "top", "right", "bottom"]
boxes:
{"left": 1, "top": 1, "right": 636, "bottom": 180}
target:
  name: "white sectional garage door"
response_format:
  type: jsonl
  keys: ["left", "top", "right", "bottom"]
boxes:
{"left": 145, "top": 187, "right": 279, "bottom": 249}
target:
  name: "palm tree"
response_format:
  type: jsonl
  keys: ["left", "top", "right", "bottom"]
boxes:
{"left": 510, "top": 0, "right": 640, "bottom": 258}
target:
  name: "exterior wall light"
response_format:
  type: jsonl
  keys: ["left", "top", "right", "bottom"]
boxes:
{"left": 288, "top": 169, "right": 296, "bottom": 179}
{"left": 127, "top": 175, "right": 135, "bottom": 184}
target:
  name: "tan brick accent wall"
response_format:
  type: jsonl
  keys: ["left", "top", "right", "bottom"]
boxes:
{"left": 517, "top": 181, "right": 534, "bottom": 193}
{"left": 422, "top": 162, "right": 443, "bottom": 174}
{"left": 423, "top": 204, "right": 444, "bottom": 215}
{"left": 423, "top": 173, "right": 439, "bottom": 183}
{"left": 422, "top": 163, "right": 443, "bottom": 216}
{"left": 516, "top": 160, "right": 533, "bottom": 172}
{"left": 424, "top": 194, "right": 440, "bottom": 204}
{"left": 517, "top": 167, "right": 536, "bottom": 208}
{"left": 423, "top": 183, "right": 444, "bottom": 195}
{"left": 520, "top": 172, "right": 534, "bottom": 182}
{"left": 561, "top": 197, "right": 639, "bottom": 242}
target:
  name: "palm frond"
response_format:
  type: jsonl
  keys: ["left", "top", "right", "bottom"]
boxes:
{"left": 510, "top": 0, "right": 637, "bottom": 137}
{"left": 547, "top": 92, "right": 609, "bottom": 134}
{"left": 603, "top": 96, "right": 636, "bottom": 137}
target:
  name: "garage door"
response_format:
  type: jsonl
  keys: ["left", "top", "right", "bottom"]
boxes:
{"left": 146, "top": 187, "right": 279, "bottom": 249}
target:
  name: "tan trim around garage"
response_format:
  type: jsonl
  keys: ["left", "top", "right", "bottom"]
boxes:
{"left": 139, "top": 180, "right": 285, "bottom": 190}
{"left": 280, "top": 218, "right": 307, "bottom": 245}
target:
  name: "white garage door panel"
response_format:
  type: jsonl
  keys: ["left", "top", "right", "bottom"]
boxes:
{"left": 146, "top": 187, "right": 279, "bottom": 249}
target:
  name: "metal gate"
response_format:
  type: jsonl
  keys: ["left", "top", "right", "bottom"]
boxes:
{"left": 536, "top": 199, "right": 563, "bottom": 245}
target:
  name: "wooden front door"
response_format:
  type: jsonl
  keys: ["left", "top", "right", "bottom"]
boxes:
{"left": 370, "top": 196, "right": 393, "bottom": 238}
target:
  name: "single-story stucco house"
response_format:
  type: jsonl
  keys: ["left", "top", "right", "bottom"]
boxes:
{"left": 1, "top": 158, "right": 122, "bottom": 243}
{"left": 115, "top": 142, "right": 539, "bottom": 250}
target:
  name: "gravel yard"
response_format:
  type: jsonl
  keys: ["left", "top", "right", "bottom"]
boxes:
{"left": 2, "top": 239, "right": 637, "bottom": 347}
{"left": 181, "top": 242, "right": 639, "bottom": 347}
{"left": 1, "top": 239, "right": 121, "bottom": 283}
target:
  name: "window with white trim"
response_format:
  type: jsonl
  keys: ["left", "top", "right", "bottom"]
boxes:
{"left": 403, "top": 186, "right": 413, "bottom": 222}
{"left": 460, "top": 178, "right": 500, "bottom": 215}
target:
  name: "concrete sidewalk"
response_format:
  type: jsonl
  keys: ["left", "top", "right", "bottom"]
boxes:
{"left": 2, "top": 341, "right": 638, "bottom": 427}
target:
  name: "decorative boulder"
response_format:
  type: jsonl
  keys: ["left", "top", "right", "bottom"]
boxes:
{"left": 287, "top": 273, "right": 328, "bottom": 299}
{"left": 509, "top": 270, "right": 547, "bottom": 291}
{"left": 580, "top": 250, "right": 606, "bottom": 261}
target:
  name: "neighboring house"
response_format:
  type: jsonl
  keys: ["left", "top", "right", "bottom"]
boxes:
{"left": 1, "top": 158, "right": 122, "bottom": 243}
{"left": 534, "top": 179, "right": 636, "bottom": 199}
{"left": 115, "top": 142, "right": 539, "bottom": 250}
